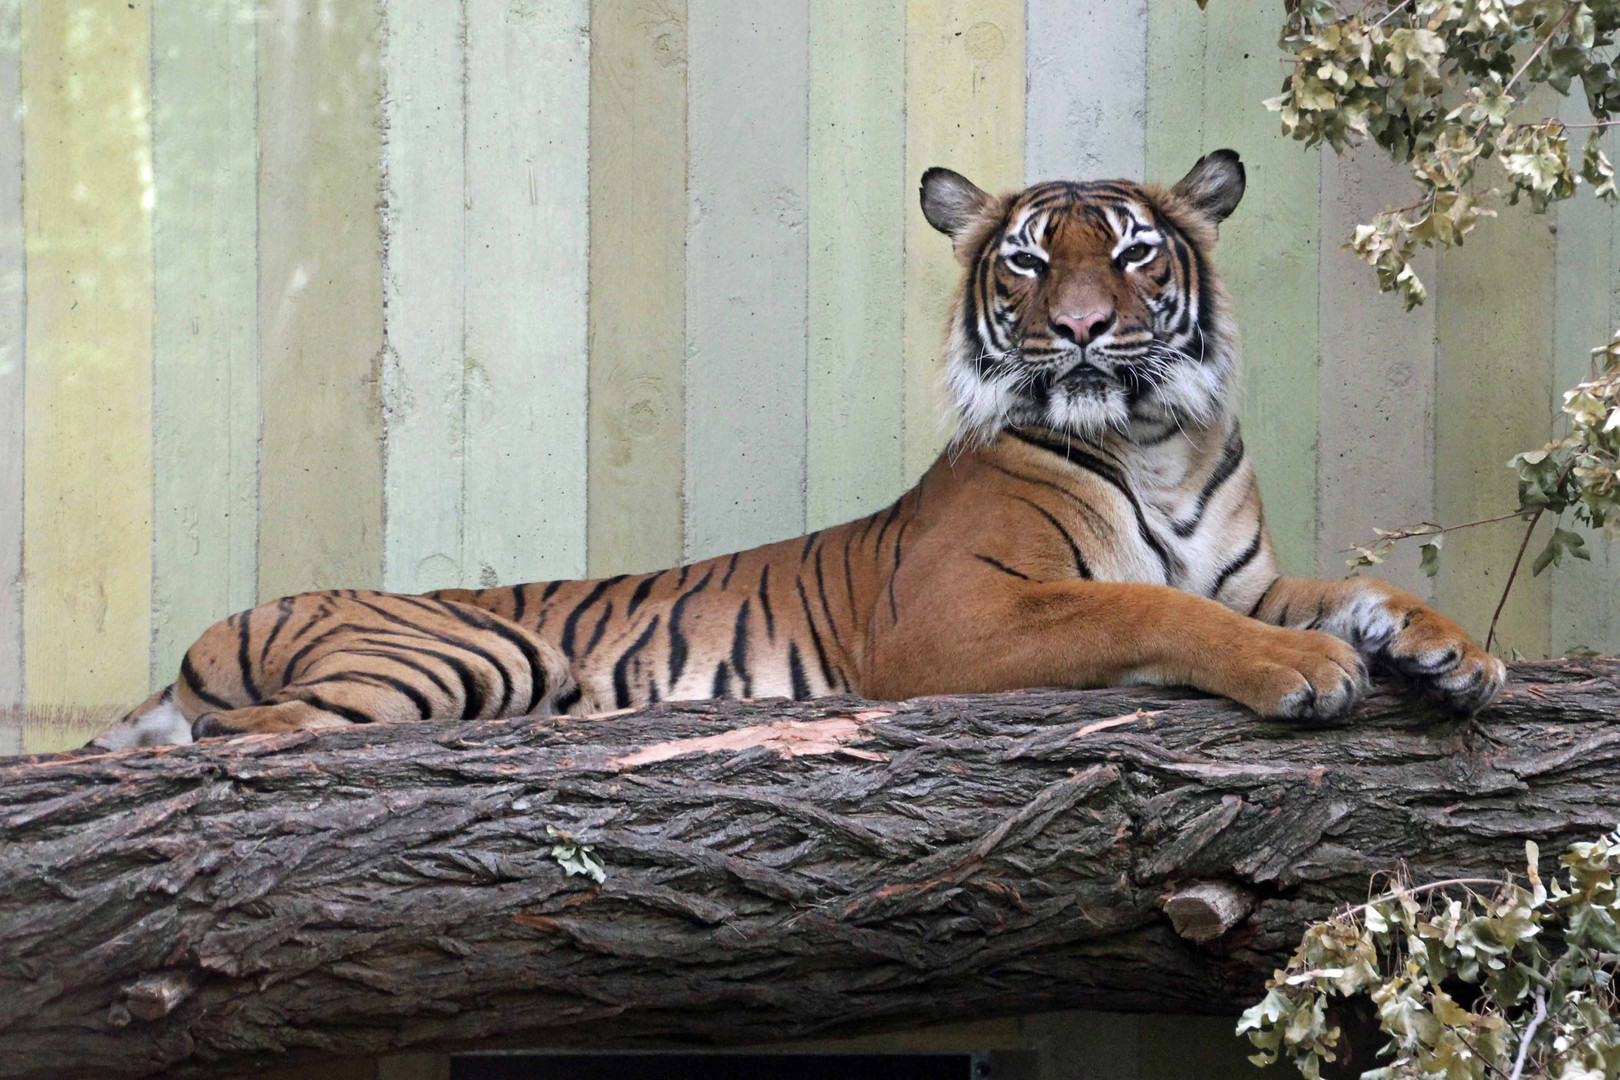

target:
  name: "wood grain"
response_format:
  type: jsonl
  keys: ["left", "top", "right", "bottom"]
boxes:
{"left": 3, "top": 660, "right": 1613, "bottom": 1078}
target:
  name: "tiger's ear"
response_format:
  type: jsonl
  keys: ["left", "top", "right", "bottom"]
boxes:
{"left": 1171, "top": 149, "right": 1246, "bottom": 225}
{"left": 920, "top": 167, "right": 994, "bottom": 241}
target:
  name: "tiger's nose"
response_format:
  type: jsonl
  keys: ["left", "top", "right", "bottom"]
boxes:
{"left": 1051, "top": 310, "right": 1115, "bottom": 346}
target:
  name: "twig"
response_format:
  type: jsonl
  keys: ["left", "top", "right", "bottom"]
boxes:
{"left": 1331, "top": 877, "right": 1513, "bottom": 923}
{"left": 1505, "top": 2, "right": 1581, "bottom": 95}
{"left": 1343, "top": 511, "right": 1531, "bottom": 555}
{"left": 1508, "top": 988, "right": 1548, "bottom": 1080}
{"left": 1486, "top": 461, "right": 1575, "bottom": 653}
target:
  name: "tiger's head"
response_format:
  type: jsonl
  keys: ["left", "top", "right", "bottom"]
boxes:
{"left": 922, "top": 150, "right": 1246, "bottom": 443}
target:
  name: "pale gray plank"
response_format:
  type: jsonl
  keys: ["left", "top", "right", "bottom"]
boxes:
{"left": 1025, "top": 0, "right": 1148, "bottom": 183}
{"left": 0, "top": 0, "right": 21, "bottom": 706}
{"left": 685, "top": 2, "right": 810, "bottom": 560}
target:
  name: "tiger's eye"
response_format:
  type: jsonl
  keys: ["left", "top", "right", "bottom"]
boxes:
{"left": 1006, "top": 251, "right": 1046, "bottom": 272}
{"left": 1120, "top": 243, "right": 1154, "bottom": 265}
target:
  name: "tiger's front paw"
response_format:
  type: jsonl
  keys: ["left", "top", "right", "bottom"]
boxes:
{"left": 1222, "top": 627, "right": 1369, "bottom": 723}
{"left": 1363, "top": 602, "right": 1505, "bottom": 714}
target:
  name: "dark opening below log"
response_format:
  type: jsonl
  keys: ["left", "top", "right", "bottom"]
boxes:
{"left": 2, "top": 660, "right": 1618, "bottom": 1079}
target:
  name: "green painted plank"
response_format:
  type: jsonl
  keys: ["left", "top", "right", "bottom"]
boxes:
{"left": 1198, "top": 3, "right": 1320, "bottom": 576}
{"left": 588, "top": 0, "right": 688, "bottom": 576}
{"left": 256, "top": 0, "right": 385, "bottom": 600}
{"left": 902, "top": 0, "right": 1025, "bottom": 480}
{"left": 381, "top": 0, "right": 468, "bottom": 594}
{"left": 1317, "top": 150, "right": 1437, "bottom": 597}
{"left": 22, "top": 0, "right": 154, "bottom": 706}
{"left": 1144, "top": 0, "right": 1205, "bottom": 185}
{"left": 0, "top": 0, "right": 21, "bottom": 707}
{"left": 807, "top": 0, "right": 906, "bottom": 531}
{"left": 686, "top": 0, "right": 809, "bottom": 559}
{"left": 1435, "top": 156, "right": 1556, "bottom": 657}
{"left": 465, "top": 0, "right": 589, "bottom": 583}
{"left": 151, "top": 0, "right": 259, "bottom": 684}
{"left": 1551, "top": 104, "right": 1619, "bottom": 656}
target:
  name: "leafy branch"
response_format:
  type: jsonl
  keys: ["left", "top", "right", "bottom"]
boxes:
{"left": 1238, "top": 832, "right": 1620, "bottom": 1080}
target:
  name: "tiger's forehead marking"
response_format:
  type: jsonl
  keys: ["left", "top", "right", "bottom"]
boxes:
{"left": 1004, "top": 182, "right": 1160, "bottom": 252}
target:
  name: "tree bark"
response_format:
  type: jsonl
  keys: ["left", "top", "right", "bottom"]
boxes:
{"left": 2, "top": 659, "right": 1617, "bottom": 1079}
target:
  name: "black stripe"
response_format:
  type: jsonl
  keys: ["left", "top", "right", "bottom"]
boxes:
{"left": 1173, "top": 427, "right": 1246, "bottom": 538}
{"left": 676, "top": 564, "right": 691, "bottom": 588}
{"left": 1009, "top": 428, "right": 1176, "bottom": 580}
{"left": 284, "top": 690, "right": 375, "bottom": 725}
{"left": 510, "top": 584, "right": 529, "bottom": 624}
{"left": 626, "top": 570, "right": 665, "bottom": 617}
{"left": 757, "top": 565, "right": 775, "bottom": 640}
{"left": 540, "top": 580, "right": 563, "bottom": 602}
{"left": 667, "top": 566, "right": 718, "bottom": 688}
{"left": 347, "top": 648, "right": 455, "bottom": 700}
{"left": 1247, "top": 577, "right": 1281, "bottom": 619}
{"left": 711, "top": 660, "right": 732, "bottom": 699}
{"left": 647, "top": 680, "right": 661, "bottom": 704}
{"left": 236, "top": 611, "right": 262, "bottom": 702}
{"left": 788, "top": 642, "right": 812, "bottom": 700}
{"left": 307, "top": 671, "right": 433, "bottom": 720}
{"left": 181, "top": 653, "right": 233, "bottom": 711}
{"left": 288, "top": 603, "right": 333, "bottom": 644}
{"left": 982, "top": 460, "right": 1112, "bottom": 538}
{"left": 800, "top": 531, "right": 821, "bottom": 563}
{"left": 887, "top": 521, "right": 909, "bottom": 624}
{"left": 1010, "top": 496, "right": 1091, "bottom": 579}
{"left": 283, "top": 620, "right": 372, "bottom": 683}
{"left": 813, "top": 543, "right": 845, "bottom": 652}
{"left": 721, "top": 552, "right": 740, "bottom": 590}
{"left": 345, "top": 598, "right": 494, "bottom": 717}
{"left": 730, "top": 600, "right": 753, "bottom": 697}
{"left": 874, "top": 496, "right": 904, "bottom": 553}
{"left": 394, "top": 596, "right": 516, "bottom": 715}
{"left": 559, "top": 575, "right": 628, "bottom": 658}
{"left": 553, "top": 685, "right": 581, "bottom": 714}
{"left": 974, "top": 553, "right": 1032, "bottom": 580}
{"left": 842, "top": 537, "right": 858, "bottom": 620}
{"left": 795, "top": 577, "right": 837, "bottom": 689}
{"left": 613, "top": 615, "right": 661, "bottom": 709}
{"left": 1211, "top": 527, "right": 1265, "bottom": 600}
{"left": 584, "top": 602, "right": 614, "bottom": 656}
{"left": 259, "top": 596, "right": 296, "bottom": 668}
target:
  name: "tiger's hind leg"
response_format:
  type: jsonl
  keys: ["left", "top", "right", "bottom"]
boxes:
{"left": 191, "top": 695, "right": 379, "bottom": 739}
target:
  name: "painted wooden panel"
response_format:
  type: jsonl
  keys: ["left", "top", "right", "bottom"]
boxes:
{"left": 381, "top": 0, "right": 467, "bottom": 595}
{"left": 151, "top": 0, "right": 259, "bottom": 684}
{"left": 1026, "top": 0, "right": 1147, "bottom": 184}
{"left": 0, "top": 0, "right": 22, "bottom": 714}
{"left": 21, "top": 0, "right": 154, "bottom": 708}
{"left": 686, "top": 1, "right": 810, "bottom": 560}
{"left": 588, "top": 0, "right": 688, "bottom": 576}
{"left": 256, "top": 0, "right": 385, "bottom": 601}
{"left": 465, "top": 0, "right": 590, "bottom": 585}
{"left": 1143, "top": 0, "right": 1206, "bottom": 184}
{"left": 1435, "top": 161, "right": 1557, "bottom": 657}
{"left": 1190, "top": 4, "right": 1323, "bottom": 576}
{"left": 807, "top": 0, "right": 906, "bottom": 531}
{"left": 903, "top": 0, "right": 1025, "bottom": 479}
{"left": 1551, "top": 113, "right": 1620, "bottom": 657}
{"left": 1317, "top": 149, "right": 1438, "bottom": 600}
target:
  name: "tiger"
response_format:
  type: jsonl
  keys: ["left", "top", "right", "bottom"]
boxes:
{"left": 92, "top": 148, "right": 1505, "bottom": 751}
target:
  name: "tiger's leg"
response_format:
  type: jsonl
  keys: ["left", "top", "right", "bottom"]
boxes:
{"left": 869, "top": 580, "right": 1369, "bottom": 722}
{"left": 1246, "top": 576, "right": 1505, "bottom": 713}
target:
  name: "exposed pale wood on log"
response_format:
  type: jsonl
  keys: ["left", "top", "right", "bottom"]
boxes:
{"left": 1161, "top": 882, "right": 1255, "bottom": 943}
{"left": 0, "top": 660, "right": 1616, "bottom": 1080}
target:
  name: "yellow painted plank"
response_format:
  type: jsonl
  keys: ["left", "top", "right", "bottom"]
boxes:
{"left": 808, "top": 0, "right": 906, "bottom": 530}
{"left": 151, "top": 0, "right": 259, "bottom": 684}
{"left": 588, "top": 0, "right": 687, "bottom": 576}
{"left": 256, "top": 0, "right": 385, "bottom": 599}
{"left": 21, "top": 0, "right": 154, "bottom": 707}
{"left": 0, "top": 0, "right": 22, "bottom": 709}
{"left": 902, "top": 0, "right": 1024, "bottom": 480}
{"left": 1435, "top": 159, "right": 1556, "bottom": 657}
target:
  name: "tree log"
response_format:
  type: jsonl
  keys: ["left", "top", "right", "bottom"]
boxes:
{"left": 2, "top": 660, "right": 1618, "bottom": 1079}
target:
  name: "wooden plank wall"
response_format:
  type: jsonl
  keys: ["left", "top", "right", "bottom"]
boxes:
{"left": 5, "top": 0, "right": 1618, "bottom": 734}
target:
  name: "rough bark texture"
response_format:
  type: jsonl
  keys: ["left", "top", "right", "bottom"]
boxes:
{"left": 2, "top": 660, "right": 1617, "bottom": 1079}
